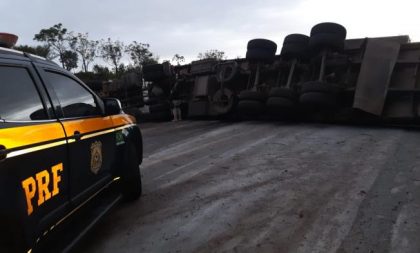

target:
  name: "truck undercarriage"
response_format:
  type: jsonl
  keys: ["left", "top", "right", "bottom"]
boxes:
{"left": 142, "top": 23, "right": 420, "bottom": 125}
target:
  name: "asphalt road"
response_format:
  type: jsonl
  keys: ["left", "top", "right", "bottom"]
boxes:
{"left": 80, "top": 120, "right": 420, "bottom": 253}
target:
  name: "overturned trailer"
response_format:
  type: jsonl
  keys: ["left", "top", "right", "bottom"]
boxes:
{"left": 143, "top": 22, "right": 420, "bottom": 123}
{"left": 83, "top": 71, "right": 145, "bottom": 116}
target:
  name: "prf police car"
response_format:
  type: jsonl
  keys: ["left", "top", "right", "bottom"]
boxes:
{"left": 0, "top": 33, "right": 143, "bottom": 252}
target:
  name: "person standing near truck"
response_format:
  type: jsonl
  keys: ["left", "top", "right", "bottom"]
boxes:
{"left": 170, "top": 75, "right": 182, "bottom": 121}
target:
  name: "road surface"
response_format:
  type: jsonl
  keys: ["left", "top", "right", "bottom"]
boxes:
{"left": 79, "top": 121, "right": 420, "bottom": 253}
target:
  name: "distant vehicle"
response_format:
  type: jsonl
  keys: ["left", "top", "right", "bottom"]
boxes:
{"left": 0, "top": 34, "right": 143, "bottom": 252}
{"left": 143, "top": 22, "right": 420, "bottom": 124}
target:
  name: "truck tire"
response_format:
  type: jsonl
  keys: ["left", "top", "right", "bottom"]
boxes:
{"left": 309, "top": 33, "right": 345, "bottom": 52}
{"left": 246, "top": 48, "right": 275, "bottom": 62}
{"left": 212, "top": 88, "right": 236, "bottom": 115}
{"left": 266, "top": 97, "right": 295, "bottom": 108}
{"left": 237, "top": 100, "right": 265, "bottom": 115}
{"left": 215, "top": 62, "right": 238, "bottom": 83}
{"left": 299, "top": 92, "right": 336, "bottom": 108}
{"left": 246, "top": 39, "right": 277, "bottom": 62}
{"left": 300, "top": 81, "right": 341, "bottom": 108}
{"left": 121, "top": 143, "right": 142, "bottom": 201}
{"left": 300, "top": 81, "right": 341, "bottom": 94}
{"left": 238, "top": 90, "right": 266, "bottom": 102}
{"left": 281, "top": 34, "right": 309, "bottom": 60}
{"left": 247, "top": 39, "right": 277, "bottom": 53}
{"left": 269, "top": 87, "right": 296, "bottom": 99}
{"left": 309, "top": 22, "right": 347, "bottom": 52}
{"left": 310, "top": 22, "right": 347, "bottom": 38}
{"left": 267, "top": 88, "right": 296, "bottom": 110}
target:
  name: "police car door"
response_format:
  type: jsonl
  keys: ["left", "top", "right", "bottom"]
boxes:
{"left": 38, "top": 67, "right": 117, "bottom": 207}
{"left": 0, "top": 59, "right": 70, "bottom": 247}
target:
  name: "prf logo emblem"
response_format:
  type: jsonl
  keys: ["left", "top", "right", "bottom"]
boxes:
{"left": 21, "top": 163, "right": 63, "bottom": 215}
{"left": 90, "top": 141, "right": 103, "bottom": 174}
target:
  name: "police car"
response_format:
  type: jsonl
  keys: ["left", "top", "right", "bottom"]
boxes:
{"left": 0, "top": 33, "right": 143, "bottom": 252}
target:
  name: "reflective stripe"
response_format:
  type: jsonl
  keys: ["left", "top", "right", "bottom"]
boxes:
{"left": 80, "top": 128, "right": 115, "bottom": 140}
{"left": 60, "top": 117, "right": 115, "bottom": 137}
{"left": 110, "top": 114, "right": 136, "bottom": 126}
{"left": 114, "top": 124, "right": 137, "bottom": 132}
{"left": 7, "top": 140, "right": 68, "bottom": 158}
{"left": 1, "top": 122, "right": 135, "bottom": 159}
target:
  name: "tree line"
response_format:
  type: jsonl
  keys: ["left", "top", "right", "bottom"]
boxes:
{"left": 14, "top": 23, "right": 227, "bottom": 80}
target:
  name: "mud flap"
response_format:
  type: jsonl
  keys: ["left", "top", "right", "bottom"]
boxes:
{"left": 353, "top": 39, "right": 400, "bottom": 115}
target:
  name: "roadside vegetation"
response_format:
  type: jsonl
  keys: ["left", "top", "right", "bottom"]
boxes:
{"left": 13, "top": 23, "right": 226, "bottom": 81}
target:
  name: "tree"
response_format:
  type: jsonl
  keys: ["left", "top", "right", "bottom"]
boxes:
{"left": 13, "top": 45, "right": 51, "bottom": 58}
{"left": 33, "top": 23, "right": 69, "bottom": 68}
{"left": 100, "top": 38, "right": 125, "bottom": 77}
{"left": 61, "top": 50, "right": 78, "bottom": 71}
{"left": 93, "top": 64, "right": 112, "bottom": 80}
{"left": 197, "top": 49, "right": 226, "bottom": 60}
{"left": 126, "top": 41, "right": 158, "bottom": 67}
{"left": 69, "top": 33, "right": 99, "bottom": 72}
{"left": 172, "top": 54, "right": 185, "bottom": 65}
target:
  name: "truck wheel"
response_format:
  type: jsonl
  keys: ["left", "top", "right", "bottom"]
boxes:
{"left": 309, "top": 22, "right": 347, "bottom": 52}
{"left": 246, "top": 39, "right": 277, "bottom": 62}
{"left": 310, "top": 22, "right": 347, "bottom": 38}
{"left": 300, "top": 81, "right": 341, "bottom": 94}
{"left": 309, "top": 33, "right": 345, "bottom": 52}
{"left": 267, "top": 88, "right": 297, "bottom": 112}
{"left": 299, "top": 92, "right": 336, "bottom": 108}
{"left": 238, "top": 90, "right": 267, "bottom": 102}
{"left": 269, "top": 87, "right": 296, "bottom": 99}
{"left": 246, "top": 48, "right": 276, "bottom": 62}
{"left": 212, "top": 88, "right": 236, "bottom": 115}
{"left": 281, "top": 34, "right": 309, "bottom": 60}
{"left": 237, "top": 100, "right": 264, "bottom": 115}
{"left": 300, "top": 81, "right": 339, "bottom": 108}
{"left": 247, "top": 39, "right": 277, "bottom": 53}
{"left": 266, "top": 97, "right": 295, "bottom": 108}
{"left": 215, "top": 62, "right": 238, "bottom": 83}
{"left": 121, "top": 143, "right": 142, "bottom": 201}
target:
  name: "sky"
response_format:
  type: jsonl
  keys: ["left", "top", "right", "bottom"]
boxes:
{"left": 2, "top": 0, "right": 420, "bottom": 64}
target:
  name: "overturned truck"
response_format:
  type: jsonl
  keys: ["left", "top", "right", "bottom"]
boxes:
{"left": 142, "top": 22, "right": 420, "bottom": 123}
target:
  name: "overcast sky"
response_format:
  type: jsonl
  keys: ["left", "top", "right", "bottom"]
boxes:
{"left": 2, "top": 0, "right": 420, "bottom": 64}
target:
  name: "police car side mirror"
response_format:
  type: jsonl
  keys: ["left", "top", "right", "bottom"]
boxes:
{"left": 103, "top": 98, "right": 123, "bottom": 115}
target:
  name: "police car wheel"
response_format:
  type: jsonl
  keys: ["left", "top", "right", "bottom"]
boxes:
{"left": 121, "top": 143, "right": 142, "bottom": 201}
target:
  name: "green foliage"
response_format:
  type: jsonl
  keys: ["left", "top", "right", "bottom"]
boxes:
{"left": 197, "top": 49, "right": 226, "bottom": 60}
{"left": 74, "top": 71, "right": 97, "bottom": 82}
{"left": 92, "top": 64, "right": 113, "bottom": 80}
{"left": 69, "top": 33, "right": 99, "bottom": 72}
{"left": 33, "top": 23, "right": 69, "bottom": 67}
{"left": 31, "top": 23, "right": 167, "bottom": 79}
{"left": 172, "top": 54, "right": 185, "bottom": 65}
{"left": 100, "top": 38, "right": 125, "bottom": 77}
{"left": 13, "top": 45, "right": 51, "bottom": 58}
{"left": 61, "top": 50, "right": 78, "bottom": 71}
{"left": 126, "top": 41, "right": 158, "bottom": 66}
